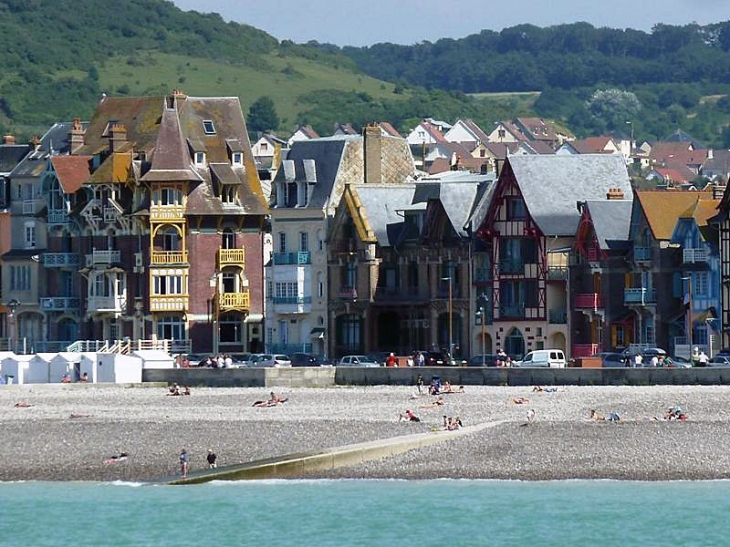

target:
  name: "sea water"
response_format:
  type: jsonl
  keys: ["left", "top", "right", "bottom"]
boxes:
{"left": 0, "top": 480, "right": 727, "bottom": 546}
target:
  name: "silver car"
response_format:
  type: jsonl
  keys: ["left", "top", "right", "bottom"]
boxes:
{"left": 338, "top": 355, "right": 380, "bottom": 367}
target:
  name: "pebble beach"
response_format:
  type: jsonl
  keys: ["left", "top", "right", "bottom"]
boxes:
{"left": 2, "top": 384, "right": 730, "bottom": 482}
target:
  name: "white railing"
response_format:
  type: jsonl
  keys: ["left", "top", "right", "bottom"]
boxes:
{"left": 65, "top": 338, "right": 191, "bottom": 354}
{"left": 683, "top": 248, "right": 708, "bottom": 264}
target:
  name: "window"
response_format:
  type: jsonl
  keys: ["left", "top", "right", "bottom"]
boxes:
{"left": 220, "top": 315, "right": 242, "bottom": 344}
{"left": 160, "top": 188, "right": 181, "bottom": 206}
{"left": 154, "top": 275, "right": 184, "bottom": 295}
{"left": 275, "top": 282, "right": 297, "bottom": 298}
{"left": 695, "top": 272, "right": 709, "bottom": 297}
{"left": 194, "top": 152, "right": 206, "bottom": 166}
{"left": 278, "top": 232, "right": 286, "bottom": 253}
{"left": 24, "top": 221, "right": 36, "bottom": 248}
{"left": 10, "top": 265, "right": 30, "bottom": 291}
{"left": 157, "top": 316, "right": 186, "bottom": 341}
{"left": 317, "top": 273, "right": 324, "bottom": 298}
{"left": 278, "top": 320, "right": 288, "bottom": 346}
{"left": 202, "top": 120, "right": 216, "bottom": 135}
{"left": 344, "top": 262, "right": 357, "bottom": 289}
{"left": 260, "top": 142, "right": 268, "bottom": 152}
{"left": 163, "top": 228, "right": 181, "bottom": 251}
{"left": 507, "top": 198, "right": 527, "bottom": 220}
{"left": 480, "top": 149, "right": 486, "bottom": 158}
{"left": 317, "top": 230, "right": 324, "bottom": 252}
{"left": 221, "top": 185, "right": 236, "bottom": 204}
{"left": 297, "top": 181, "right": 307, "bottom": 207}
{"left": 267, "top": 281, "right": 273, "bottom": 299}
{"left": 231, "top": 152, "right": 243, "bottom": 166}
{"left": 299, "top": 232, "right": 309, "bottom": 252}
{"left": 222, "top": 229, "right": 235, "bottom": 249}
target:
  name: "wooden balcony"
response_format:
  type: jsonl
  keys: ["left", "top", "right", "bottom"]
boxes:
{"left": 150, "top": 294, "right": 189, "bottom": 312}
{"left": 149, "top": 204, "right": 185, "bottom": 222}
{"left": 575, "top": 293, "right": 603, "bottom": 309}
{"left": 624, "top": 287, "right": 656, "bottom": 305}
{"left": 151, "top": 250, "right": 188, "bottom": 265}
{"left": 218, "top": 291, "right": 250, "bottom": 311}
{"left": 219, "top": 248, "right": 246, "bottom": 267}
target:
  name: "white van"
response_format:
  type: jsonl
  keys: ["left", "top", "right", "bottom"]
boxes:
{"left": 515, "top": 349, "right": 567, "bottom": 368}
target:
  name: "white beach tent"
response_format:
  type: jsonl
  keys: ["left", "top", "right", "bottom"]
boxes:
{"left": 83, "top": 353, "right": 143, "bottom": 383}
{"left": 131, "top": 350, "right": 175, "bottom": 369}
{"left": 26, "top": 353, "right": 57, "bottom": 384}
{"left": 49, "top": 352, "right": 82, "bottom": 383}
{"left": 1, "top": 353, "right": 33, "bottom": 384}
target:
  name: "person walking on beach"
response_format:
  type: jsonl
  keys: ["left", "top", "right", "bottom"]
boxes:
{"left": 206, "top": 449, "right": 217, "bottom": 469}
{"left": 180, "top": 449, "right": 190, "bottom": 478}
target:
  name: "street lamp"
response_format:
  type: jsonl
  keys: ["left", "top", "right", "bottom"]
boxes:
{"left": 6, "top": 299, "right": 20, "bottom": 353}
{"left": 625, "top": 121, "right": 634, "bottom": 152}
{"left": 477, "top": 293, "right": 489, "bottom": 366}
{"left": 681, "top": 276, "right": 693, "bottom": 356}
{"left": 210, "top": 273, "right": 219, "bottom": 355}
{"left": 441, "top": 276, "right": 453, "bottom": 363}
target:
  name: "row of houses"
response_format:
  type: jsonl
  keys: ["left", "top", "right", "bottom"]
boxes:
{"left": 2, "top": 93, "right": 730, "bottom": 361}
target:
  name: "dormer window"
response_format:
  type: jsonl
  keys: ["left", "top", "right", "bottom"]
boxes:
{"left": 195, "top": 152, "right": 206, "bottom": 166}
{"left": 260, "top": 143, "right": 268, "bottom": 151}
{"left": 203, "top": 120, "right": 216, "bottom": 135}
{"left": 232, "top": 152, "right": 243, "bottom": 166}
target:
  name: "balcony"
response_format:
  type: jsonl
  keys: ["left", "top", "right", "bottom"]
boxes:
{"left": 338, "top": 287, "right": 358, "bottom": 300}
{"left": 634, "top": 246, "right": 652, "bottom": 262}
{"left": 150, "top": 203, "right": 185, "bottom": 222}
{"left": 40, "top": 297, "right": 80, "bottom": 311}
{"left": 272, "top": 295, "right": 311, "bottom": 314}
{"left": 572, "top": 344, "right": 599, "bottom": 358}
{"left": 218, "top": 291, "right": 250, "bottom": 311}
{"left": 549, "top": 309, "right": 567, "bottom": 324}
{"left": 500, "top": 303, "right": 525, "bottom": 318}
{"left": 43, "top": 253, "right": 80, "bottom": 268}
{"left": 219, "top": 248, "right": 246, "bottom": 266}
{"left": 624, "top": 287, "right": 657, "bottom": 305}
{"left": 273, "top": 251, "right": 312, "bottom": 265}
{"left": 272, "top": 296, "right": 312, "bottom": 305}
{"left": 86, "top": 250, "right": 121, "bottom": 266}
{"left": 575, "top": 293, "right": 603, "bottom": 309}
{"left": 683, "top": 248, "right": 708, "bottom": 264}
{"left": 150, "top": 294, "right": 189, "bottom": 312}
{"left": 150, "top": 250, "right": 188, "bottom": 265}
{"left": 47, "top": 210, "right": 70, "bottom": 226}
{"left": 87, "top": 296, "right": 125, "bottom": 313}
{"left": 500, "top": 258, "right": 524, "bottom": 274}
{"left": 547, "top": 266, "right": 568, "bottom": 281}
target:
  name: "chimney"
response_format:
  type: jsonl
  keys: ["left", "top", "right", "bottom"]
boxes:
{"left": 606, "top": 188, "right": 624, "bottom": 200}
{"left": 494, "top": 158, "right": 504, "bottom": 177}
{"left": 2, "top": 133, "right": 16, "bottom": 145}
{"left": 167, "top": 88, "right": 188, "bottom": 108}
{"left": 29, "top": 135, "right": 42, "bottom": 150}
{"left": 708, "top": 149, "right": 714, "bottom": 160}
{"left": 363, "top": 124, "right": 382, "bottom": 184}
{"left": 109, "top": 123, "right": 127, "bottom": 153}
{"left": 69, "top": 118, "right": 85, "bottom": 153}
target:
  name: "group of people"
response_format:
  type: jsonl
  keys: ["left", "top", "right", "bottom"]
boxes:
{"left": 443, "top": 415, "right": 463, "bottom": 430}
{"left": 60, "top": 372, "right": 88, "bottom": 383}
{"left": 428, "top": 379, "right": 465, "bottom": 396}
{"left": 202, "top": 354, "right": 235, "bottom": 368}
{"left": 168, "top": 384, "right": 191, "bottom": 396}
{"left": 495, "top": 348, "right": 512, "bottom": 367}
{"left": 179, "top": 449, "right": 218, "bottom": 479}
{"left": 589, "top": 405, "right": 688, "bottom": 422}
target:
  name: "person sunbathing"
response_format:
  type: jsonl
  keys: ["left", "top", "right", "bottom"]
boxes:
{"left": 511, "top": 397, "right": 530, "bottom": 405}
{"left": 399, "top": 409, "right": 420, "bottom": 422}
{"left": 590, "top": 409, "right": 606, "bottom": 421}
{"left": 253, "top": 392, "right": 288, "bottom": 407}
{"left": 421, "top": 396, "right": 445, "bottom": 408}
{"left": 104, "top": 452, "right": 129, "bottom": 464}
{"left": 441, "top": 381, "right": 453, "bottom": 393}
{"left": 13, "top": 402, "right": 32, "bottom": 408}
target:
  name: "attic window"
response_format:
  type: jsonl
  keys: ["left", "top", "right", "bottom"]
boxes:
{"left": 194, "top": 152, "right": 206, "bottom": 166}
{"left": 232, "top": 152, "right": 243, "bottom": 166}
{"left": 203, "top": 120, "right": 216, "bottom": 135}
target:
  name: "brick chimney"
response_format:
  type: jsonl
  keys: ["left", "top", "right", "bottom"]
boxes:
{"left": 109, "top": 123, "right": 127, "bottom": 153}
{"left": 606, "top": 187, "right": 624, "bottom": 200}
{"left": 363, "top": 123, "right": 382, "bottom": 184}
{"left": 69, "top": 118, "right": 85, "bottom": 153}
{"left": 2, "top": 133, "right": 15, "bottom": 145}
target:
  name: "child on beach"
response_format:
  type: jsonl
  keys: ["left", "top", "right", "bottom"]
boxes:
{"left": 180, "top": 449, "right": 189, "bottom": 478}
{"left": 400, "top": 409, "right": 420, "bottom": 422}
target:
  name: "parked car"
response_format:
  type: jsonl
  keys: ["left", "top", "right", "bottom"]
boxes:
{"left": 230, "top": 353, "right": 250, "bottom": 367}
{"left": 424, "top": 351, "right": 452, "bottom": 366}
{"left": 338, "top": 355, "right": 380, "bottom": 367}
{"left": 641, "top": 348, "right": 668, "bottom": 363}
{"left": 257, "top": 354, "right": 291, "bottom": 367}
{"left": 592, "top": 352, "right": 628, "bottom": 368}
{"left": 246, "top": 353, "right": 268, "bottom": 367}
{"left": 291, "top": 353, "right": 331, "bottom": 367}
{"left": 513, "top": 349, "right": 567, "bottom": 368}
{"left": 368, "top": 352, "right": 391, "bottom": 366}
{"left": 708, "top": 355, "right": 730, "bottom": 367}
{"left": 667, "top": 356, "right": 692, "bottom": 368}
{"left": 467, "top": 354, "right": 500, "bottom": 367}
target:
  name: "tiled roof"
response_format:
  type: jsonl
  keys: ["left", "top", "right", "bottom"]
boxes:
{"left": 378, "top": 122, "right": 401, "bottom": 137}
{"left": 519, "top": 141, "right": 555, "bottom": 155}
{"left": 568, "top": 137, "right": 616, "bottom": 154}
{"left": 516, "top": 117, "right": 558, "bottom": 142}
{"left": 650, "top": 166, "right": 695, "bottom": 184}
{"left": 635, "top": 190, "right": 714, "bottom": 240}
{"left": 50, "top": 156, "right": 92, "bottom": 193}
{"left": 420, "top": 120, "right": 448, "bottom": 143}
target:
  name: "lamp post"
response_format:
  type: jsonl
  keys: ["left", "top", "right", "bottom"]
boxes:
{"left": 441, "top": 276, "right": 453, "bottom": 363}
{"left": 210, "top": 273, "right": 219, "bottom": 355}
{"left": 681, "top": 276, "right": 693, "bottom": 358}
{"left": 6, "top": 299, "right": 20, "bottom": 353}
{"left": 477, "top": 293, "right": 488, "bottom": 366}
{"left": 625, "top": 121, "right": 634, "bottom": 153}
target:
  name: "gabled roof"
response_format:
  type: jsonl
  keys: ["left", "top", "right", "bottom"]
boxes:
{"left": 140, "top": 107, "right": 201, "bottom": 182}
{"left": 518, "top": 140, "right": 555, "bottom": 155}
{"left": 50, "top": 156, "right": 92, "bottom": 193}
{"left": 506, "top": 154, "right": 633, "bottom": 236}
{"left": 649, "top": 166, "right": 695, "bottom": 184}
{"left": 0, "top": 144, "right": 31, "bottom": 174}
{"left": 293, "top": 125, "right": 319, "bottom": 139}
{"left": 378, "top": 122, "right": 401, "bottom": 137}
{"left": 515, "top": 117, "right": 558, "bottom": 142}
{"left": 418, "top": 120, "right": 448, "bottom": 143}
{"left": 10, "top": 122, "right": 81, "bottom": 178}
{"left": 436, "top": 181, "right": 483, "bottom": 238}
{"left": 566, "top": 137, "right": 617, "bottom": 154}
{"left": 702, "top": 150, "right": 730, "bottom": 175}
{"left": 347, "top": 184, "right": 419, "bottom": 246}
{"left": 333, "top": 123, "right": 357, "bottom": 135}
{"left": 662, "top": 129, "right": 704, "bottom": 149}
{"left": 583, "top": 200, "right": 633, "bottom": 250}
{"left": 635, "top": 190, "right": 715, "bottom": 241}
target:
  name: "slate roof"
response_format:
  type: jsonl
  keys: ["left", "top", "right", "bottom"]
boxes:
{"left": 140, "top": 106, "right": 201, "bottom": 182}
{"left": 584, "top": 200, "right": 633, "bottom": 250}
{"left": 507, "top": 154, "right": 633, "bottom": 236}
{"left": 635, "top": 190, "right": 715, "bottom": 241}
{"left": 702, "top": 150, "right": 730, "bottom": 176}
{"left": 350, "top": 184, "right": 418, "bottom": 246}
{"left": 50, "top": 156, "right": 92, "bottom": 193}
{"left": 436, "top": 181, "right": 483, "bottom": 237}
{"left": 515, "top": 117, "right": 558, "bottom": 142}
{"left": 10, "top": 122, "right": 81, "bottom": 178}
{"left": 0, "top": 144, "right": 31, "bottom": 174}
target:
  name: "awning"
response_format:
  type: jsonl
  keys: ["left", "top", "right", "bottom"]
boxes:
{"left": 244, "top": 313, "right": 263, "bottom": 323}
{"left": 310, "top": 327, "right": 326, "bottom": 339}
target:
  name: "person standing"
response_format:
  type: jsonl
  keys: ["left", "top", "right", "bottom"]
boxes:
{"left": 206, "top": 449, "right": 217, "bottom": 469}
{"left": 698, "top": 351, "right": 709, "bottom": 367}
{"left": 634, "top": 353, "right": 643, "bottom": 368}
{"left": 180, "top": 449, "right": 190, "bottom": 478}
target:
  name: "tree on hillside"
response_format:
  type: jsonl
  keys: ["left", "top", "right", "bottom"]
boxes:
{"left": 586, "top": 88, "right": 641, "bottom": 133}
{"left": 247, "top": 96, "right": 279, "bottom": 133}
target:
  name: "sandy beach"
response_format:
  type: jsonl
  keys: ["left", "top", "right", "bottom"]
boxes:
{"left": 2, "top": 383, "right": 730, "bottom": 482}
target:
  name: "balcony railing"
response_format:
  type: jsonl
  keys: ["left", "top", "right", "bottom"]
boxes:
{"left": 273, "top": 251, "right": 312, "bottom": 265}
{"left": 86, "top": 296, "right": 125, "bottom": 313}
{"left": 683, "top": 248, "right": 708, "bottom": 264}
{"left": 40, "top": 297, "right": 80, "bottom": 311}
{"left": 150, "top": 250, "right": 188, "bottom": 265}
{"left": 634, "top": 246, "right": 652, "bottom": 262}
{"left": 43, "top": 253, "right": 80, "bottom": 268}
{"left": 272, "top": 296, "right": 312, "bottom": 305}
{"left": 338, "top": 287, "right": 358, "bottom": 300}
{"left": 47, "top": 210, "right": 70, "bottom": 226}
{"left": 547, "top": 266, "right": 568, "bottom": 281}
{"left": 268, "top": 343, "right": 313, "bottom": 355}
{"left": 149, "top": 204, "right": 185, "bottom": 221}
{"left": 150, "top": 294, "right": 189, "bottom": 312}
{"left": 575, "top": 293, "right": 603, "bottom": 309}
{"left": 500, "top": 258, "right": 524, "bottom": 274}
{"left": 500, "top": 303, "right": 526, "bottom": 318}
{"left": 218, "top": 291, "right": 250, "bottom": 310}
{"left": 549, "top": 309, "right": 567, "bottom": 324}
{"left": 87, "top": 250, "right": 121, "bottom": 266}
{"left": 219, "top": 248, "right": 246, "bottom": 266}
{"left": 624, "top": 287, "right": 657, "bottom": 304}
{"left": 572, "top": 344, "right": 599, "bottom": 358}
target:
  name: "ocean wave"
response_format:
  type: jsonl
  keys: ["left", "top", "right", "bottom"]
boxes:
{"left": 107, "top": 480, "right": 145, "bottom": 488}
